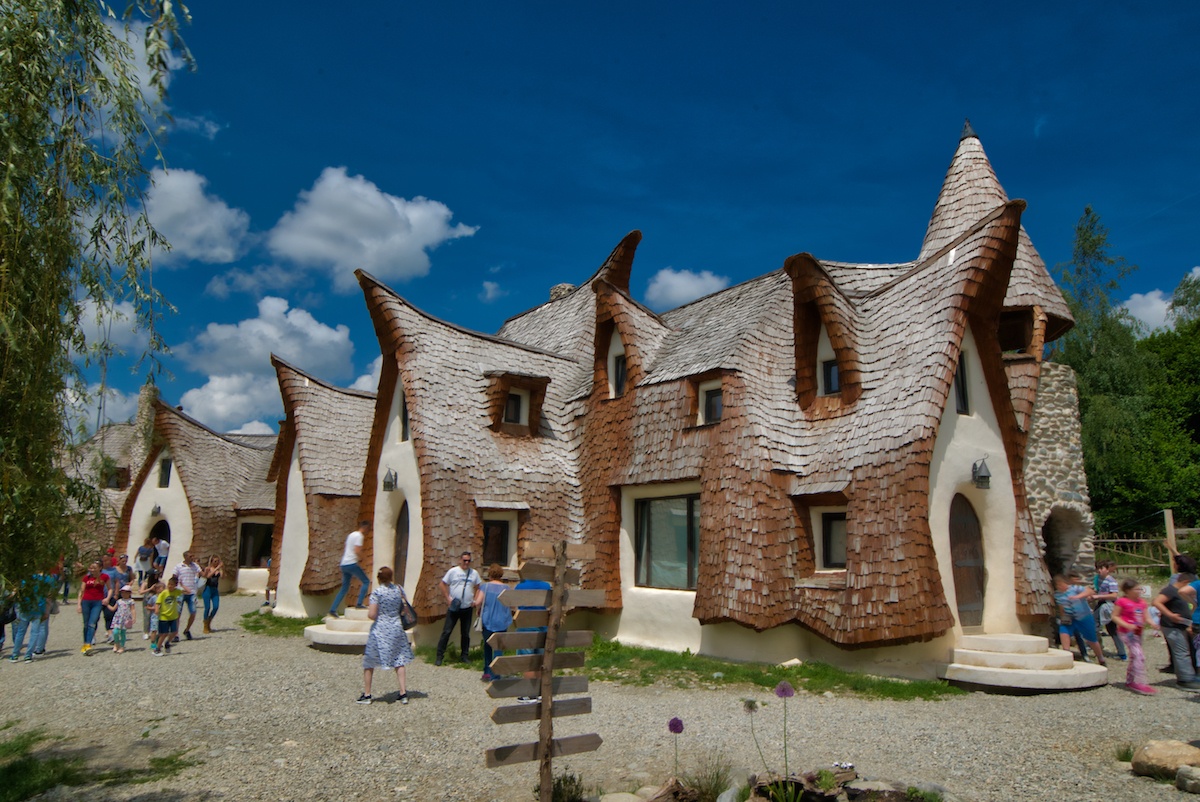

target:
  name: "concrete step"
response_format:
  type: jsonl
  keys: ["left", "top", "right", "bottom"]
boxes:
{"left": 325, "top": 617, "right": 373, "bottom": 633}
{"left": 334, "top": 607, "right": 371, "bottom": 621}
{"left": 305, "top": 624, "right": 368, "bottom": 650}
{"left": 939, "top": 660, "right": 1109, "bottom": 691}
{"left": 951, "top": 647, "right": 1075, "bottom": 671}
{"left": 957, "top": 633, "right": 1049, "bottom": 654}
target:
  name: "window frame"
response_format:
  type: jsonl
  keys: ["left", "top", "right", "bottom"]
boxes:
{"left": 158, "top": 458, "right": 172, "bottom": 488}
{"left": 504, "top": 392, "right": 523, "bottom": 424}
{"left": 821, "top": 360, "right": 840, "bottom": 396}
{"left": 703, "top": 387, "right": 723, "bottom": 424}
{"left": 634, "top": 493, "right": 700, "bottom": 590}
{"left": 612, "top": 354, "right": 627, "bottom": 397}
{"left": 954, "top": 353, "right": 970, "bottom": 415}
{"left": 821, "top": 511, "right": 848, "bottom": 570}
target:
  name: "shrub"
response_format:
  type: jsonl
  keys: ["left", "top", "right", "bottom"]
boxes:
{"left": 533, "top": 770, "right": 587, "bottom": 802}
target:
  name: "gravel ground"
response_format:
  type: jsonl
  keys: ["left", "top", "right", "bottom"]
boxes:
{"left": 3, "top": 593, "right": 1195, "bottom": 802}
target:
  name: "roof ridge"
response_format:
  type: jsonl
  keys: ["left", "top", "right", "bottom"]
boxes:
{"left": 356, "top": 269, "right": 578, "bottom": 362}
{"left": 155, "top": 400, "right": 276, "bottom": 451}
{"left": 270, "top": 354, "right": 377, "bottom": 399}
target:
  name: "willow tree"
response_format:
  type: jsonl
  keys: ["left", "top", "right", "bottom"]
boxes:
{"left": 0, "top": 1, "right": 190, "bottom": 597}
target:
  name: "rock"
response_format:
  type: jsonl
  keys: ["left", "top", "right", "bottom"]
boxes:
{"left": 634, "top": 787, "right": 658, "bottom": 799}
{"left": 600, "top": 795, "right": 644, "bottom": 802}
{"left": 1132, "top": 740, "right": 1200, "bottom": 779}
{"left": 715, "top": 786, "right": 741, "bottom": 802}
{"left": 778, "top": 658, "right": 803, "bottom": 667}
{"left": 1178, "top": 765, "right": 1200, "bottom": 793}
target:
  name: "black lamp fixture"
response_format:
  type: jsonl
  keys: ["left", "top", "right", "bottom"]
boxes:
{"left": 382, "top": 467, "right": 398, "bottom": 492}
{"left": 971, "top": 457, "right": 991, "bottom": 490}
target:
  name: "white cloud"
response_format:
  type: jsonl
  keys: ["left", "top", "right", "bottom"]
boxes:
{"left": 181, "top": 373, "right": 285, "bottom": 433}
{"left": 644, "top": 267, "right": 730, "bottom": 310}
{"left": 67, "top": 383, "right": 140, "bottom": 434}
{"left": 146, "top": 168, "right": 250, "bottom": 265}
{"left": 206, "top": 264, "right": 305, "bottom": 299}
{"left": 229, "top": 420, "right": 275, "bottom": 435}
{"left": 76, "top": 299, "right": 149, "bottom": 352}
{"left": 105, "top": 19, "right": 185, "bottom": 115}
{"left": 175, "top": 296, "right": 354, "bottom": 381}
{"left": 174, "top": 114, "right": 222, "bottom": 140}
{"left": 267, "top": 167, "right": 478, "bottom": 292}
{"left": 479, "top": 281, "right": 507, "bottom": 303}
{"left": 1123, "top": 289, "right": 1171, "bottom": 332}
{"left": 350, "top": 355, "right": 383, "bottom": 391}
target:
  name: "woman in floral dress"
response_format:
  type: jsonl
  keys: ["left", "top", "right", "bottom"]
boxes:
{"left": 357, "top": 566, "right": 414, "bottom": 705}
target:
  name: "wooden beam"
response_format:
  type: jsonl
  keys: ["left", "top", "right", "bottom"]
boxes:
{"left": 490, "top": 697, "right": 591, "bottom": 725}
{"left": 491, "top": 650, "right": 585, "bottom": 675}
{"left": 519, "top": 561, "right": 582, "bottom": 585}
{"left": 488, "top": 630, "right": 592, "bottom": 651}
{"left": 524, "top": 542, "right": 596, "bottom": 560}
{"left": 513, "top": 610, "right": 550, "bottom": 628}
{"left": 486, "top": 675, "right": 588, "bottom": 699}
{"left": 485, "top": 733, "right": 603, "bottom": 768}
{"left": 500, "top": 588, "right": 605, "bottom": 609}
{"left": 1166, "top": 509, "right": 1178, "bottom": 556}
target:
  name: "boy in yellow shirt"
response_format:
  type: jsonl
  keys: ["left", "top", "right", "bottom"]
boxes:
{"left": 154, "top": 576, "right": 183, "bottom": 655}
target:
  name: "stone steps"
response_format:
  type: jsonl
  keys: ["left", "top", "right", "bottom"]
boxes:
{"left": 938, "top": 633, "right": 1110, "bottom": 692}
{"left": 304, "top": 607, "right": 371, "bottom": 651}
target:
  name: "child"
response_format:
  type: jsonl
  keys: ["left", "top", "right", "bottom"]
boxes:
{"left": 1092, "top": 560, "right": 1126, "bottom": 660}
{"left": 1114, "top": 578, "right": 1157, "bottom": 694}
{"left": 1053, "top": 574, "right": 1106, "bottom": 666}
{"left": 107, "top": 584, "right": 136, "bottom": 654}
{"left": 154, "top": 576, "right": 183, "bottom": 656}
{"left": 139, "top": 572, "right": 161, "bottom": 642}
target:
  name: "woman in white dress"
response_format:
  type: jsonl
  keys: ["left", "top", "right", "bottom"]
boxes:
{"left": 358, "top": 566, "right": 414, "bottom": 705}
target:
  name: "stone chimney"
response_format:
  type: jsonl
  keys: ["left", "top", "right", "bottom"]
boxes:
{"left": 549, "top": 283, "right": 575, "bottom": 302}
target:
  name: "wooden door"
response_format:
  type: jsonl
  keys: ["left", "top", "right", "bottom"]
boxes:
{"left": 949, "top": 494, "right": 986, "bottom": 627}
{"left": 393, "top": 502, "right": 409, "bottom": 586}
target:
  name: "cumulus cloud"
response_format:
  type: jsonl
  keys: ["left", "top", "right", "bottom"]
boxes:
{"left": 175, "top": 296, "right": 354, "bottom": 380}
{"left": 644, "top": 267, "right": 730, "bottom": 310}
{"left": 1122, "top": 289, "right": 1171, "bottom": 332}
{"left": 146, "top": 168, "right": 250, "bottom": 265}
{"left": 67, "top": 383, "right": 140, "bottom": 434}
{"left": 76, "top": 298, "right": 149, "bottom": 352}
{"left": 174, "top": 114, "right": 222, "bottom": 140}
{"left": 205, "top": 264, "right": 305, "bottom": 299}
{"left": 229, "top": 420, "right": 275, "bottom": 435}
{"left": 350, "top": 355, "right": 383, "bottom": 392}
{"left": 267, "top": 167, "right": 478, "bottom": 292}
{"left": 180, "top": 373, "right": 287, "bottom": 433}
{"left": 479, "top": 281, "right": 507, "bottom": 303}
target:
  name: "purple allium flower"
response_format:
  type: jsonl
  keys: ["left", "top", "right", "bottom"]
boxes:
{"left": 668, "top": 717, "right": 684, "bottom": 734}
{"left": 774, "top": 681, "right": 795, "bottom": 699}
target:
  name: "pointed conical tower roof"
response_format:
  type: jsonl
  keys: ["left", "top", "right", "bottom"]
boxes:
{"left": 919, "top": 121, "right": 1073, "bottom": 340}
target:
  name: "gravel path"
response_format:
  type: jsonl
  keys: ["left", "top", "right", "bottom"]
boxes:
{"left": 3, "top": 593, "right": 1192, "bottom": 802}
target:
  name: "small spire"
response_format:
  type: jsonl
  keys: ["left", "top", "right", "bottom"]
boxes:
{"left": 960, "top": 118, "right": 977, "bottom": 141}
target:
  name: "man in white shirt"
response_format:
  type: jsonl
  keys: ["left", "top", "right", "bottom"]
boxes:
{"left": 435, "top": 551, "right": 481, "bottom": 665}
{"left": 329, "top": 521, "right": 371, "bottom": 617}
{"left": 171, "top": 551, "right": 202, "bottom": 640}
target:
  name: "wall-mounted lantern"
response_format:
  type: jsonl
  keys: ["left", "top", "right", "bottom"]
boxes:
{"left": 971, "top": 457, "right": 991, "bottom": 490}
{"left": 151, "top": 504, "right": 162, "bottom": 516}
{"left": 382, "top": 467, "right": 398, "bottom": 492}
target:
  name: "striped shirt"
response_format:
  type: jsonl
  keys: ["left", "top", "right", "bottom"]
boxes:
{"left": 172, "top": 561, "right": 201, "bottom": 594}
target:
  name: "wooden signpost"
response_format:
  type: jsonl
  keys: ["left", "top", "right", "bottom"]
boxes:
{"left": 484, "top": 540, "right": 601, "bottom": 802}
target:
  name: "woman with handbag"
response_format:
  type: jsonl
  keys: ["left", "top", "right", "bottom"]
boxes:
{"left": 357, "top": 566, "right": 415, "bottom": 705}
{"left": 200, "top": 555, "right": 223, "bottom": 633}
{"left": 474, "top": 563, "right": 512, "bottom": 681}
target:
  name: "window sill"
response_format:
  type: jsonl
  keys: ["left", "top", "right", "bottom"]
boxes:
{"left": 797, "top": 571, "right": 847, "bottom": 590}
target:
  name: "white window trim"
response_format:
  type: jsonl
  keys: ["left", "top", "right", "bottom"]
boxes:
{"left": 696, "top": 379, "right": 722, "bottom": 425}
{"left": 809, "top": 505, "right": 848, "bottom": 572}
{"left": 607, "top": 329, "right": 626, "bottom": 398}
{"left": 816, "top": 325, "right": 837, "bottom": 396}
{"left": 482, "top": 512, "right": 520, "bottom": 569}
{"left": 505, "top": 388, "right": 530, "bottom": 426}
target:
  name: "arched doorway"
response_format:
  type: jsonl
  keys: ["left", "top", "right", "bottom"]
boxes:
{"left": 1042, "top": 507, "right": 1086, "bottom": 578}
{"left": 950, "top": 494, "right": 986, "bottom": 627}
{"left": 150, "top": 519, "right": 171, "bottom": 543}
{"left": 393, "top": 502, "right": 409, "bottom": 586}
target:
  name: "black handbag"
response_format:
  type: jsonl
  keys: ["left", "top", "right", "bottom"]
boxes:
{"left": 398, "top": 590, "right": 417, "bottom": 629}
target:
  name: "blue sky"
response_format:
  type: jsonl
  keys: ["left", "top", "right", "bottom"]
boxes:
{"left": 83, "top": 2, "right": 1200, "bottom": 433}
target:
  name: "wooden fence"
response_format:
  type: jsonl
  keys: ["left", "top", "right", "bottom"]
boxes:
{"left": 1093, "top": 509, "right": 1198, "bottom": 577}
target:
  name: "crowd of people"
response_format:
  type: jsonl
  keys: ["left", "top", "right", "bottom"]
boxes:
{"left": 0, "top": 540, "right": 226, "bottom": 661}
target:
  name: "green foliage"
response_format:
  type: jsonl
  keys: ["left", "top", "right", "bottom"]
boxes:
{"left": 905, "top": 788, "right": 943, "bottom": 802}
{"left": 1049, "top": 207, "right": 1200, "bottom": 531}
{"left": 0, "top": 1, "right": 189, "bottom": 602}
{"left": 96, "top": 749, "right": 200, "bottom": 785}
{"left": 682, "top": 752, "right": 734, "bottom": 802}
{"left": 239, "top": 610, "right": 322, "bottom": 637}
{"left": 533, "top": 769, "right": 587, "bottom": 802}
{"left": 1115, "top": 742, "right": 1135, "bottom": 762}
{"left": 583, "top": 638, "right": 960, "bottom": 700}
{"left": 1170, "top": 272, "right": 1200, "bottom": 327}
{"left": 0, "top": 728, "right": 85, "bottom": 802}
{"left": 815, "top": 769, "right": 836, "bottom": 791}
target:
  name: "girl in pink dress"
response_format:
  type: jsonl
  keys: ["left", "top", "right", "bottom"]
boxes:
{"left": 1114, "top": 578, "right": 1158, "bottom": 694}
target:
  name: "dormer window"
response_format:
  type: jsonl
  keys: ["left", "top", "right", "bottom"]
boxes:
{"left": 613, "top": 355, "right": 627, "bottom": 396}
{"left": 158, "top": 458, "right": 172, "bottom": 488}
{"left": 399, "top": 394, "right": 410, "bottom": 442}
{"left": 821, "top": 360, "right": 839, "bottom": 395}
{"left": 504, "top": 392, "right": 524, "bottom": 424}
{"left": 822, "top": 512, "right": 847, "bottom": 569}
{"left": 954, "top": 353, "right": 970, "bottom": 415}
{"left": 607, "top": 328, "right": 627, "bottom": 399}
{"left": 696, "top": 378, "right": 723, "bottom": 425}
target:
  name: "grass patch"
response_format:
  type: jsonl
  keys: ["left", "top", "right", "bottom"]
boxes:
{"left": 1115, "top": 742, "right": 1135, "bottom": 762}
{"left": 429, "top": 635, "right": 960, "bottom": 700}
{"left": 97, "top": 750, "right": 201, "bottom": 785}
{"left": 0, "top": 728, "right": 86, "bottom": 802}
{"left": 682, "top": 752, "right": 734, "bottom": 802}
{"left": 239, "top": 610, "right": 321, "bottom": 637}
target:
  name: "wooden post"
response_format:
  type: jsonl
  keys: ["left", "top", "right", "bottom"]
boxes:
{"left": 537, "top": 542, "right": 569, "bottom": 802}
{"left": 1166, "top": 509, "right": 1178, "bottom": 558}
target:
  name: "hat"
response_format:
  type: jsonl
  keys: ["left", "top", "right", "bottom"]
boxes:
{"left": 120, "top": 584, "right": 132, "bottom": 592}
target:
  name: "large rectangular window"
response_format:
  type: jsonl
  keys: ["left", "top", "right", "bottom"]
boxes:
{"left": 821, "top": 512, "right": 847, "bottom": 569}
{"left": 635, "top": 495, "right": 699, "bottom": 590}
{"left": 238, "top": 523, "right": 274, "bottom": 568}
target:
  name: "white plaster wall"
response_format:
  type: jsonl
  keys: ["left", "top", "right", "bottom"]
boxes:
{"left": 274, "top": 442, "right": 324, "bottom": 618}
{"left": 614, "top": 481, "right": 704, "bottom": 652}
{"left": 372, "top": 379, "right": 424, "bottom": 595}
{"left": 123, "top": 447, "right": 192, "bottom": 577}
{"left": 237, "top": 568, "right": 268, "bottom": 594}
{"left": 928, "top": 327, "right": 1020, "bottom": 636}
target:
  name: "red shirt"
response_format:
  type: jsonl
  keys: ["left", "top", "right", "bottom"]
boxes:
{"left": 80, "top": 574, "right": 107, "bottom": 601}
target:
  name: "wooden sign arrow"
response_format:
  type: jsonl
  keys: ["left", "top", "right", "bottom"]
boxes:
{"left": 486, "top": 733, "right": 603, "bottom": 768}
{"left": 499, "top": 588, "right": 605, "bottom": 609}
{"left": 490, "top": 697, "right": 591, "bottom": 725}
{"left": 524, "top": 542, "right": 596, "bottom": 560}
{"left": 490, "top": 650, "right": 585, "bottom": 675}
{"left": 486, "top": 675, "right": 588, "bottom": 699}
{"left": 488, "top": 630, "right": 592, "bottom": 651}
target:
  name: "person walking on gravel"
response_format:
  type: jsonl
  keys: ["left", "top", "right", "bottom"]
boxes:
{"left": 434, "top": 552, "right": 480, "bottom": 666}
{"left": 329, "top": 521, "right": 371, "bottom": 617}
{"left": 357, "top": 566, "right": 415, "bottom": 705}
{"left": 172, "top": 552, "right": 202, "bottom": 640}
